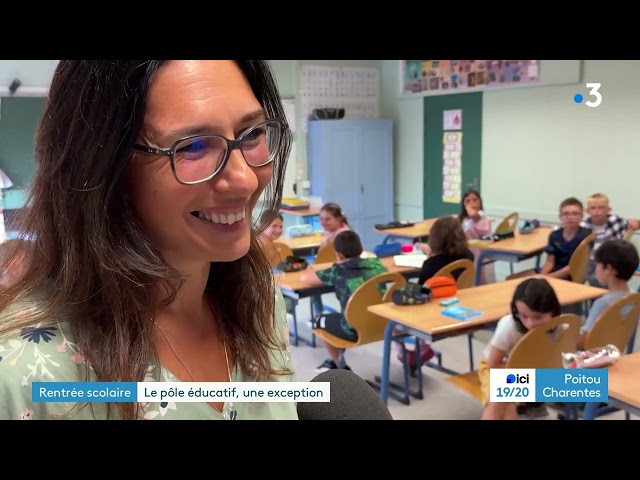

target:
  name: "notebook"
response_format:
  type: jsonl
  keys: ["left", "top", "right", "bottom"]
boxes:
{"left": 393, "top": 254, "right": 427, "bottom": 269}
{"left": 441, "top": 305, "right": 483, "bottom": 321}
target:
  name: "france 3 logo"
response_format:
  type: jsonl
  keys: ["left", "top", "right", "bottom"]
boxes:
{"left": 573, "top": 83, "right": 603, "bottom": 108}
{"left": 489, "top": 368, "right": 536, "bottom": 403}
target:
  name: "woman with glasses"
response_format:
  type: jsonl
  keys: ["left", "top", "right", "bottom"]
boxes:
{"left": 0, "top": 60, "right": 297, "bottom": 420}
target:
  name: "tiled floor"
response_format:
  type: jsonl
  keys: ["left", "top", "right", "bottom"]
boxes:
{"left": 287, "top": 258, "right": 640, "bottom": 421}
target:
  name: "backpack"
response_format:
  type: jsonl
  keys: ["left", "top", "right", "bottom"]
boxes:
{"left": 276, "top": 256, "right": 309, "bottom": 273}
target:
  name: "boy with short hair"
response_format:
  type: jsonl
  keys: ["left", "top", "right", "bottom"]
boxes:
{"left": 539, "top": 197, "right": 592, "bottom": 280}
{"left": 300, "top": 230, "right": 387, "bottom": 372}
{"left": 580, "top": 193, "right": 639, "bottom": 287}
{"left": 576, "top": 239, "right": 640, "bottom": 349}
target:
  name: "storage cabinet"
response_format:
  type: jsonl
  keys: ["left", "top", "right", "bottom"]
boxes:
{"left": 307, "top": 118, "right": 394, "bottom": 251}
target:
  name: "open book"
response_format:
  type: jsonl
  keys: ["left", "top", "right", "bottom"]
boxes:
{"left": 393, "top": 254, "right": 427, "bottom": 269}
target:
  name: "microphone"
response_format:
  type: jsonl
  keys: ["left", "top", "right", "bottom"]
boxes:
{"left": 297, "top": 369, "right": 394, "bottom": 420}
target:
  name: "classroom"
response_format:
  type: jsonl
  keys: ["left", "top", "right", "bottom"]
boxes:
{"left": 0, "top": 60, "right": 638, "bottom": 420}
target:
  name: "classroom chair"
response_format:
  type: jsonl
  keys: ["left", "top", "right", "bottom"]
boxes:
{"left": 491, "top": 212, "right": 519, "bottom": 276}
{"left": 494, "top": 211, "right": 519, "bottom": 235}
{"left": 560, "top": 292, "right": 640, "bottom": 420}
{"left": 446, "top": 313, "right": 581, "bottom": 419}
{"left": 314, "top": 241, "right": 337, "bottom": 264}
{"left": 408, "top": 258, "right": 476, "bottom": 372}
{"left": 568, "top": 232, "right": 597, "bottom": 285}
{"left": 429, "top": 259, "right": 482, "bottom": 370}
{"left": 433, "top": 258, "right": 475, "bottom": 289}
{"left": 311, "top": 271, "right": 420, "bottom": 405}
{"left": 565, "top": 231, "right": 597, "bottom": 317}
{"left": 263, "top": 239, "right": 294, "bottom": 269}
{"left": 584, "top": 292, "right": 640, "bottom": 354}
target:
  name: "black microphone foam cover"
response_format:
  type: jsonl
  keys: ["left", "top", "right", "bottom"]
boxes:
{"left": 297, "top": 369, "right": 393, "bottom": 420}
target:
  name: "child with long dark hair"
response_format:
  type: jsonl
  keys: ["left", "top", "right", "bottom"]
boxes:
{"left": 478, "top": 277, "right": 561, "bottom": 420}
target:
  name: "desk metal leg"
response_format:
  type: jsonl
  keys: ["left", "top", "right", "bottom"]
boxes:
{"left": 374, "top": 323, "right": 426, "bottom": 406}
{"left": 285, "top": 295, "right": 316, "bottom": 348}
{"left": 583, "top": 402, "right": 598, "bottom": 420}
{"left": 378, "top": 321, "right": 394, "bottom": 405}
{"left": 289, "top": 308, "right": 299, "bottom": 347}
{"left": 474, "top": 251, "right": 489, "bottom": 286}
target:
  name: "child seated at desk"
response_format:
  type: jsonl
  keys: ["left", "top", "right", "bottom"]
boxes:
{"left": 417, "top": 215, "right": 474, "bottom": 285}
{"left": 300, "top": 230, "right": 387, "bottom": 373}
{"left": 259, "top": 210, "right": 284, "bottom": 243}
{"left": 401, "top": 216, "right": 474, "bottom": 373}
{"left": 258, "top": 210, "right": 288, "bottom": 264}
{"left": 258, "top": 211, "right": 296, "bottom": 314}
{"left": 580, "top": 192, "right": 640, "bottom": 288}
{"left": 576, "top": 239, "right": 640, "bottom": 350}
{"left": 539, "top": 197, "right": 592, "bottom": 280}
{"left": 479, "top": 277, "right": 561, "bottom": 420}
{"left": 459, "top": 189, "right": 494, "bottom": 284}
{"left": 319, "top": 202, "right": 350, "bottom": 248}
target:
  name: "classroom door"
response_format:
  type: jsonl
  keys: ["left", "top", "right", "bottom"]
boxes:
{"left": 423, "top": 92, "right": 482, "bottom": 219}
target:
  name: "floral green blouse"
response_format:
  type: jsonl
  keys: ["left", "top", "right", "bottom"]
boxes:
{"left": 0, "top": 290, "right": 298, "bottom": 420}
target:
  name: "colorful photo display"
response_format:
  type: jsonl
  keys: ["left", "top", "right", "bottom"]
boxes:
{"left": 402, "top": 60, "right": 540, "bottom": 95}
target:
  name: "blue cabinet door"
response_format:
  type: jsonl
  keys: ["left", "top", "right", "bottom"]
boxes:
{"left": 307, "top": 119, "right": 394, "bottom": 251}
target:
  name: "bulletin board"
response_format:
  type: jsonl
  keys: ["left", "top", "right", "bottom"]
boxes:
{"left": 402, "top": 60, "right": 540, "bottom": 96}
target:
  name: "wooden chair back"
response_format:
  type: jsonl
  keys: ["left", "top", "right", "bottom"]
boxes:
{"left": 314, "top": 241, "right": 337, "bottom": 264}
{"left": 433, "top": 258, "right": 475, "bottom": 289}
{"left": 263, "top": 240, "right": 294, "bottom": 268}
{"left": 507, "top": 314, "right": 581, "bottom": 369}
{"left": 584, "top": 292, "right": 640, "bottom": 353}
{"left": 494, "top": 212, "right": 519, "bottom": 235}
{"left": 312, "top": 272, "right": 406, "bottom": 349}
{"left": 568, "top": 232, "right": 597, "bottom": 284}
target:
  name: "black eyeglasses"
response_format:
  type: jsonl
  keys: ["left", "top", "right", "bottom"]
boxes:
{"left": 133, "top": 118, "right": 285, "bottom": 185}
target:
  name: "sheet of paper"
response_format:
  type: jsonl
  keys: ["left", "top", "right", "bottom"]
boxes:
{"left": 393, "top": 254, "right": 428, "bottom": 268}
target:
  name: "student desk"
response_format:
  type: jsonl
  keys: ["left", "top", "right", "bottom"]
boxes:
{"left": 367, "top": 276, "right": 607, "bottom": 405}
{"left": 374, "top": 218, "right": 439, "bottom": 245}
{"left": 374, "top": 215, "right": 497, "bottom": 246}
{"left": 469, "top": 226, "right": 553, "bottom": 286}
{"left": 277, "top": 233, "right": 323, "bottom": 256}
{"left": 583, "top": 352, "right": 640, "bottom": 420}
{"left": 274, "top": 256, "right": 422, "bottom": 347}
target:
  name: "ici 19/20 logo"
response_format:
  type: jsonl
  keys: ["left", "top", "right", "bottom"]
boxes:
{"left": 506, "top": 373, "right": 529, "bottom": 384}
{"left": 573, "top": 83, "right": 602, "bottom": 108}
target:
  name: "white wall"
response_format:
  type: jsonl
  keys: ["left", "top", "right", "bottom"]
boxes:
{"left": 482, "top": 60, "right": 640, "bottom": 223}
{"left": 0, "top": 60, "right": 58, "bottom": 96}
{"left": 380, "top": 60, "right": 640, "bottom": 225}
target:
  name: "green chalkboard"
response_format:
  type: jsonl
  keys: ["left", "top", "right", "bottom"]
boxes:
{"left": 423, "top": 92, "right": 482, "bottom": 219}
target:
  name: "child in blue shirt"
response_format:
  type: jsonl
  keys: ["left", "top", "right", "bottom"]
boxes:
{"left": 539, "top": 197, "right": 592, "bottom": 280}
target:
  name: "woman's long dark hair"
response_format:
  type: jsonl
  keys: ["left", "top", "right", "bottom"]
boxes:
{"left": 0, "top": 60, "right": 292, "bottom": 420}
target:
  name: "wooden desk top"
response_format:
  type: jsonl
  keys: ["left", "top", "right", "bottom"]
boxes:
{"left": 280, "top": 207, "right": 322, "bottom": 217}
{"left": 605, "top": 352, "right": 640, "bottom": 409}
{"left": 275, "top": 256, "right": 421, "bottom": 293}
{"left": 375, "top": 215, "right": 498, "bottom": 241}
{"left": 468, "top": 226, "right": 553, "bottom": 255}
{"left": 374, "top": 218, "right": 439, "bottom": 239}
{"left": 277, "top": 233, "right": 323, "bottom": 250}
{"left": 367, "top": 275, "right": 607, "bottom": 336}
